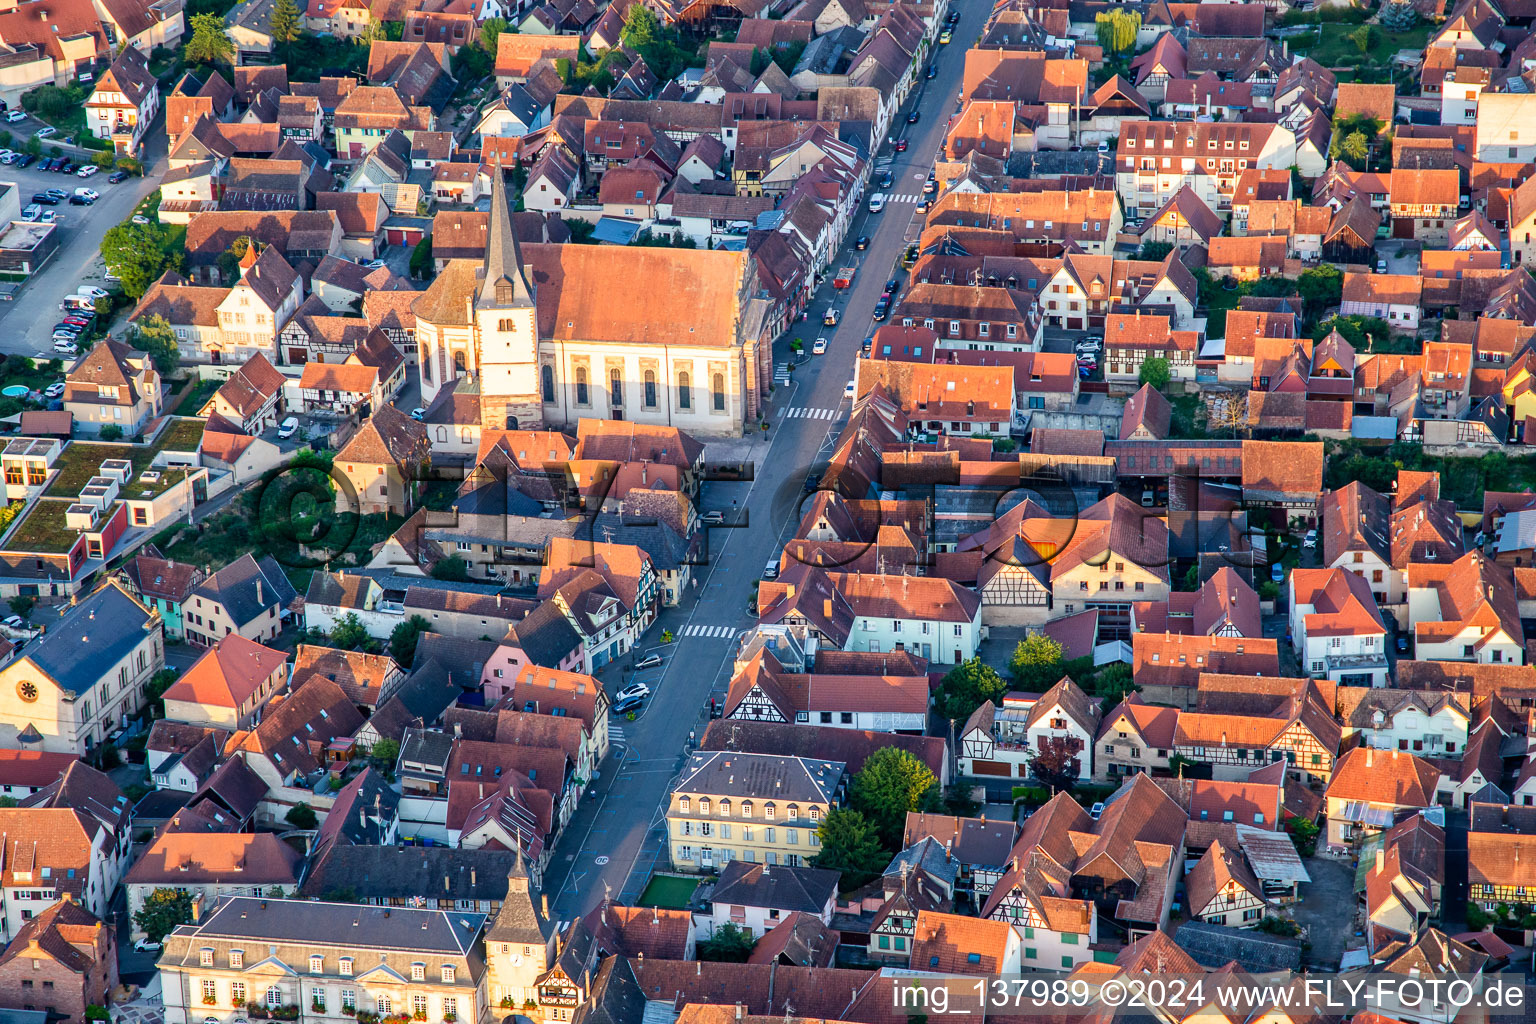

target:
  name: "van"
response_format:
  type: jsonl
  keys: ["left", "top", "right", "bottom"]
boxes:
{"left": 1140, "top": 488, "right": 1156, "bottom": 507}
{"left": 762, "top": 559, "right": 779, "bottom": 580}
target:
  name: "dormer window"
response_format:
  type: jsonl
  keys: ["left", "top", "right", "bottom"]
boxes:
{"left": 411, "top": 963, "right": 425, "bottom": 982}
{"left": 339, "top": 958, "right": 353, "bottom": 976}
{"left": 679, "top": 797, "right": 690, "bottom": 813}
{"left": 441, "top": 966, "right": 456, "bottom": 984}
{"left": 200, "top": 948, "right": 214, "bottom": 967}
{"left": 230, "top": 951, "right": 244, "bottom": 969}
{"left": 310, "top": 955, "right": 323, "bottom": 974}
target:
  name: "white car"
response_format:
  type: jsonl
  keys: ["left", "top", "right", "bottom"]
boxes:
{"left": 615, "top": 681, "right": 651, "bottom": 703}
{"left": 75, "top": 285, "right": 109, "bottom": 300}
{"left": 52, "top": 340, "right": 78, "bottom": 355}
{"left": 844, "top": 378, "right": 856, "bottom": 398}
{"left": 20, "top": 205, "right": 38, "bottom": 221}
{"left": 39, "top": 210, "right": 55, "bottom": 223}
{"left": 33, "top": 126, "right": 54, "bottom": 138}
{"left": 812, "top": 337, "right": 828, "bottom": 355}
{"left": 1303, "top": 529, "right": 1318, "bottom": 549}
{"left": 133, "top": 939, "right": 161, "bottom": 953}
{"left": 634, "top": 654, "right": 663, "bottom": 670}
{"left": 76, "top": 166, "right": 98, "bottom": 178}
{"left": 359, "top": 258, "right": 386, "bottom": 270}
{"left": 73, "top": 187, "right": 98, "bottom": 200}
{"left": 1075, "top": 338, "right": 1102, "bottom": 354}
{"left": 2, "top": 615, "right": 26, "bottom": 629}
{"left": 43, "top": 382, "right": 64, "bottom": 398}
{"left": 131, "top": 215, "right": 149, "bottom": 225}
{"left": 3, "top": 111, "right": 22, "bottom": 123}
{"left": 276, "top": 416, "right": 300, "bottom": 440}
{"left": 867, "top": 193, "right": 886, "bottom": 213}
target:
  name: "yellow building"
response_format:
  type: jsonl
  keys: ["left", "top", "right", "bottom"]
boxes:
{"left": 666, "top": 751, "right": 844, "bottom": 873}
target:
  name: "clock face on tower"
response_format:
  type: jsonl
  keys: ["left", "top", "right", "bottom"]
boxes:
{"left": 510, "top": 954, "right": 523, "bottom": 966}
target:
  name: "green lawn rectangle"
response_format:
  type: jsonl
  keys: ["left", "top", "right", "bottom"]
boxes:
{"left": 637, "top": 874, "right": 699, "bottom": 909}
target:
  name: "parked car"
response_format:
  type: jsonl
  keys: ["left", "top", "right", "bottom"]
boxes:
{"left": 855, "top": 234, "right": 869, "bottom": 250}
{"left": 1090, "top": 802, "right": 1105, "bottom": 819}
{"left": 409, "top": 406, "right": 426, "bottom": 420}
{"left": 633, "top": 654, "right": 663, "bottom": 670}
{"left": 34, "top": 126, "right": 55, "bottom": 138}
{"left": 878, "top": 171, "right": 893, "bottom": 189}
{"left": 107, "top": 170, "right": 128, "bottom": 183}
{"left": 132, "top": 939, "right": 161, "bottom": 953}
{"left": 20, "top": 205, "right": 38, "bottom": 221}
{"left": 938, "top": 28, "right": 952, "bottom": 42}
{"left": 701, "top": 510, "right": 725, "bottom": 524}
{"left": 907, "top": 109, "right": 920, "bottom": 123}
{"left": 894, "top": 138, "right": 907, "bottom": 152}
{"left": 43, "top": 382, "right": 64, "bottom": 399}
{"left": 76, "top": 165, "right": 98, "bottom": 178}
{"left": 616, "top": 681, "right": 652, "bottom": 702}
{"left": 844, "top": 378, "right": 856, "bottom": 398}
{"left": 73, "top": 187, "right": 98, "bottom": 200}
{"left": 52, "top": 340, "right": 78, "bottom": 355}
{"left": 55, "top": 162, "right": 74, "bottom": 174}
{"left": 276, "top": 416, "right": 300, "bottom": 439}
{"left": 131, "top": 215, "right": 149, "bottom": 225}
{"left": 812, "top": 336, "right": 828, "bottom": 355}
{"left": 612, "top": 694, "right": 644, "bottom": 714}
{"left": 925, "top": 63, "right": 937, "bottom": 78}
{"left": 29, "top": 193, "right": 57, "bottom": 205}
{"left": 44, "top": 189, "right": 66, "bottom": 200}
{"left": 1, "top": 615, "right": 26, "bottom": 630}
{"left": 76, "top": 286, "right": 109, "bottom": 299}
{"left": 868, "top": 193, "right": 885, "bottom": 212}
{"left": 1376, "top": 256, "right": 1388, "bottom": 273}
{"left": 823, "top": 308, "right": 840, "bottom": 327}
{"left": 68, "top": 194, "right": 92, "bottom": 205}
{"left": 1303, "top": 529, "right": 1318, "bottom": 549}
{"left": 3, "top": 110, "right": 23, "bottom": 123}
{"left": 15, "top": 154, "right": 35, "bottom": 168}
{"left": 359, "top": 258, "right": 386, "bottom": 270}
{"left": 1270, "top": 563, "right": 1285, "bottom": 583}
{"left": 1395, "top": 635, "right": 1410, "bottom": 654}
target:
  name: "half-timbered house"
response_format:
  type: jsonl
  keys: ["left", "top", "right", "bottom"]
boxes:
{"left": 957, "top": 679, "right": 1101, "bottom": 783}
{"left": 1096, "top": 696, "right": 1179, "bottom": 782}
{"left": 1184, "top": 838, "right": 1268, "bottom": 928}
{"left": 722, "top": 648, "right": 929, "bottom": 733}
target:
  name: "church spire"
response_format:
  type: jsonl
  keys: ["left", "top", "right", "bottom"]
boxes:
{"left": 480, "top": 157, "right": 535, "bottom": 309}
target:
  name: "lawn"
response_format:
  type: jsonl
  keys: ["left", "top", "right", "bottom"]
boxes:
{"left": 159, "top": 417, "right": 207, "bottom": 452}
{"left": 175, "top": 378, "right": 221, "bottom": 416}
{"left": 46, "top": 420, "right": 209, "bottom": 498}
{"left": 1288, "top": 23, "right": 1432, "bottom": 68}
{"left": 638, "top": 874, "right": 700, "bottom": 909}
{"left": 6, "top": 498, "right": 95, "bottom": 552}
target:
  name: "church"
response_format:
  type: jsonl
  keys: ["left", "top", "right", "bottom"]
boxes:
{"left": 411, "top": 168, "right": 774, "bottom": 437}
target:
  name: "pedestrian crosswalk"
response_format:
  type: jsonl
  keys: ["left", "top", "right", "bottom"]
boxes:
{"left": 680, "top": 624, "right": 738, "bottom": 638}
{"left": 609, "top": 726, "right": 627, "bottom": 745}
{"left": 885, "top": 192, "right": 925, "bottom": 204}
{"left": 783, "top": 407, "right": 838, "bottom": 419}
{"left": 773, "top": 361, "right": 792, "bottom": 386}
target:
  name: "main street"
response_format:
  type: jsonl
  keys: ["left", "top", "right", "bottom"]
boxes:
{"left": 541, "top": 3, "right": 986, "bottom": 925}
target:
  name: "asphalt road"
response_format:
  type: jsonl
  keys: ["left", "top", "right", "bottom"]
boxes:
{"left": 0, "top": 111, "right": 166, "bottom": 359}
{"left": 541, "top": 2, "right": 983, "bottom": 925}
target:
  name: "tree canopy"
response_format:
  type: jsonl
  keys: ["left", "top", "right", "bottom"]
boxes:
{"left": 268, "top": 0, "right": 302, "bottom": 45}
{"left": 184, "top": 13, "right": 235, "bottom": 66}
{"left": 135, "top": 888, "right": 194, "bottom": 942}
{"left": 101, "top": 220, "right": 176, "bottom": 299}
{"left": 697, "top": 924, "right": 757, "bottom": 962}
{"left": 850, "top": 747, "right": 940, "bottom": 848}
{"left": 1138, "top": 356, "right": 1171, "bottom": 391}
{"left": 814, "top": 808, "right": 888, "bottom": 891}
{"left": 1009, "top": 631, "right": 1066, "bottom": 689}
{"left": 390, "top": 614, "right": 431, "bottom": 667}
{"left": 936, "top": 656, "right": 1007, "bottom": 722}
{"left": 1094, "top": 9, "right": 1140, "bottom": 54}
{"left": 127, "top": 315, "right": 180, "bottom": 374}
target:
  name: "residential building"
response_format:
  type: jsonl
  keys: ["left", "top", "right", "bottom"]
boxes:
{"left": 958, "top": 679, "right": 1102, "bottom": 783}
{"left": 702, "top": 861, "right": 838, "bottom": 939}
{"left": 1288, "top": 567, "right": 1390, "bottom": 686}
{"left": 0, "top": 901, "right": 117, "bottom": 1022}
{"left": 1325, "top": 746, "right": 1441, "bottom": 852}
{"left": 0, "top": 582, "right": 162, "bottom": 754}
{"left": 85, "top": 46, "right": 159, "bottom": 156}
{"left": 184, "top": 554, "right": 297, "bottom": 647}
{"left": 158, "top": 898, "right": 489, "bottom": 1024}
{"left": 161, "top": 634, "right": 288, "bottom": 729}
{"left": 666, "top": 752, "right": 845, "bottom": 872}
{"left": 125, "top": 832, "right": 302, "bottom": 939}
{"left": 63, "top": 341, "right": 163, "bottom": 439}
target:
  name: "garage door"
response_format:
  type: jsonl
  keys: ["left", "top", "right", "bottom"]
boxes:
{"left": 386, "top": 228, "right": 406, "bottom": 245}
{"left": 1067, "top": 317, "right": 1084, "bottom": 330}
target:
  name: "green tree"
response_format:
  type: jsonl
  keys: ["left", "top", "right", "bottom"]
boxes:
{"left": 814, "top": 808, "right": 888, "bottom": 890}
{"left": 936, "top": 656, "right": 1007, "bottom": 722}
{"left": 1137, "top": 240, "right": 1173, "bottom": 261}
{"left": 99, "top": 424, "right": 124, "bottom": 441}
{"left": 285, "top": 802, "right": 318, "bottom": 829}
{"left": 389, "top": 614, "right": 430, "bottom": 667}
{"left": 329, "top": 612, "right": 372, "bottom": 651}
{"left": 134, "top": 888, "right": 194, "bottom": 942}
{"left": 27, "top": 86, "right": 71, "bottom": 121}
{"left": 409, "top": 236, "right": 434, "bottom": 279}
{"left": 1298, "top": 262, "right": 1343, "bottom": 320}
{"left": 851, "top": 747, "right": 940, "bottom": 848}
{"left": 184, "top": 12, "right": 235, "bottom": 66}
{"left": 568, "top": 220, "right": 597, "bottom": 244}
{"left": 268, "top": 0, "right": 302, "bottom": 45}
{"left": 452, "top": 42, "right": 494, "bottom": 81}
{"left": 1009, "top": 630, "right": 1065, "bottom": 689}
{"left": 217, "top": 235, "right": 255, "bottom": 283}
{"left": 1341, "top": 130, "right": 1369, "bottom": 168}
{"left": 23, "top": 136, "right": 40, "bottom": 157}
{"left": 101, "top": 220, "right": 171, "bottom": 299}
{"left": 1094, "top": 9, "right": 1140, "bottom": 54}
{"left": 1379, "top": 0, "right": 1418, "bottom": 28}
{"left": 1138, "top": 356, "right": 1171, "bottom": 391}
{"left": 115, "top": 155, "right": 144, "bottom": 175}
{"left": 8, "top": 595, "right": 33, "bottom": 619}
{"left": 1348, "top": 24, "right": 1378, "bottom": 53}
{"left": 479, "top": 16, "right": 509, "bottom": 51}
{"left": 697, "top": 924, "right": 756, "bottom": 962}
{"left": 127, "top": 315, "right": 180, "bottom": 374}
{"left": 144, "top": 667, "right": 180, "bottom": 718}
{"left": 429, "top": 555, "right": 470, "bottom": 581}
{"left": 368, "top": 737, "right": 400, "bottom": 776}
{"left": 620, "top": 3, "right": 661, "bottom": 47}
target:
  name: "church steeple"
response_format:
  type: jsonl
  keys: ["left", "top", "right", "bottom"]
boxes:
{"left": 479, "top": 158, "right": 535, "bottom": 310}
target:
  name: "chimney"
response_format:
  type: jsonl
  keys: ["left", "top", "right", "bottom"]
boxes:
{"left": 1375, "top": 847, "right": 1383, "bottom": 873}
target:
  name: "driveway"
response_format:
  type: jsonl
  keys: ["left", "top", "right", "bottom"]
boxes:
{"left": 1291, "top": 854, "right": 1359, "bottom": 969}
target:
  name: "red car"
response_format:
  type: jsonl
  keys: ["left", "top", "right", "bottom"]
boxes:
{"left": 894, "top": 138, "right": 908, "bottom": 152}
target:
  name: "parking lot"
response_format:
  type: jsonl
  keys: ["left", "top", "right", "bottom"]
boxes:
{"left": 0, "top": 108, "right": 163, "bottom": 359}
